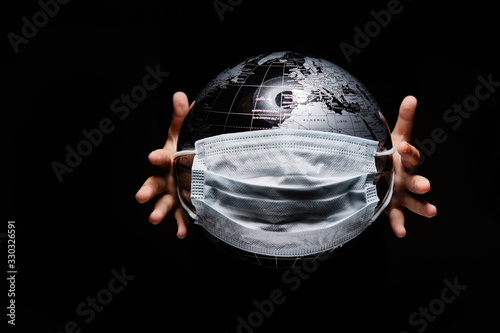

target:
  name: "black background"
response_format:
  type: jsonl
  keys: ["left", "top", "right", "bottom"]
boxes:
{"left": 4, "top": 0, "right": 500, "bottom": 332}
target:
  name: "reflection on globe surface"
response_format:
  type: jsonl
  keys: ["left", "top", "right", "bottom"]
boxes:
{"left": 176, "top": 51, "right": 393, "bottom": 267}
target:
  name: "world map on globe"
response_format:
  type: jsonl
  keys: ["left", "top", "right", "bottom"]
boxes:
{"left": 179, "top": 51, "right": 391, "bottom": 151}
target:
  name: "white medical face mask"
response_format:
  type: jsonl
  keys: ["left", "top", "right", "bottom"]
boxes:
{"left": 174, "top": 129, "right": 394, "bottom": 257}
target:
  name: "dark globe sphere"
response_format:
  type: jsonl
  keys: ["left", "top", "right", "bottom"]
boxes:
{"left": 175, "top": 51, "right": 393, "bottom": 267}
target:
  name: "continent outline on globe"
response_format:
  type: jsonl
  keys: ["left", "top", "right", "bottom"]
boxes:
{"left": 180, "top": 51, "right": 391, "bottom": 153}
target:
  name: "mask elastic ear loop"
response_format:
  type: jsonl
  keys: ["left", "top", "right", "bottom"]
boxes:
{"left": 173, "top": 150, "right": 196, "bottom": 159}
{"left": 176, "top": 186, "right": 198, "bottom": 219}
{"left": 173, "top": 150, "right": 198, "bottom": 219}
{"left": 374, "top": 146, "right": 396, "bottom": 157}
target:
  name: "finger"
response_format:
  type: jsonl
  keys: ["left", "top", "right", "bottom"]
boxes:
{"left": 149, "top": 193, "right": 176, "bottom": 224}
{"left": 403, "top": 194, "right": 437, "bottom": 218}
{"left": 164, "top": 92, "right": 195, "bottom": 152}
{"left": 397, "top": 141, "right": 420, "bottom": 170}
{"left": 387, "top": 206, "right": 406, "bottom": 238}
{"left": 135, "top": 175, "right": 167, "bottom": 203}
{"left": 174, "top": 207, "right": 188, "bottom": 239}
{"left": 406, "top": 175, "right": 431, "bottom": 195}
{"left": 392, "top": 96, "right": 417, "bottom": 143}
{"left": 148, "top": 148, "right": 173, "bottom": 168}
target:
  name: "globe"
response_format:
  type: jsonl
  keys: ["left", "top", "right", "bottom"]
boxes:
{"left": 175, "top": 51, "right": 393, "bottom": 267}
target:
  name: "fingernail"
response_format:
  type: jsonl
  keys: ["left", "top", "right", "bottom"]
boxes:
{"left": 403, "top": 142, "right": 411, "bottom": 154}
{"left": 398, "top": 142, "right": 410, "bottom": 154}
{"left": 416, "top": 177, "right": 431, "bottom": 192}
{"left": 429, "top": 205, "right": 437, "bottom": 217}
